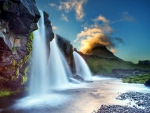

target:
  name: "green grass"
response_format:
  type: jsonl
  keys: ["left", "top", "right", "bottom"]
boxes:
{"left": 122, "top": 74, "right": 150, "bottom": 84}
{"left": 86, "top": 57, "right": 150, "bottom": 74}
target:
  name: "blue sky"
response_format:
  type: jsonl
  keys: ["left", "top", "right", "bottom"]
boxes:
{"left": 36, "top": 0, "right": 150, "bottom": 63}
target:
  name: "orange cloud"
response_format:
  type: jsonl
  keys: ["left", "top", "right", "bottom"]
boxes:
{"left": 75, "top": 15, "right": 122, "bottom": 54}
{"left": 80, "top": 34, "right": 114, "bottom": 53}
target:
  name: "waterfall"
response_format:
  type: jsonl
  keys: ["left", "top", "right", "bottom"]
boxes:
{"left": 73, "top": 51, "right": 92, "bottom": 81}
{"left": 48, "top": 36, "right": 72, "bottom": 89}
{"left": 29, "top": 10, "right": 48, "bottom": 95}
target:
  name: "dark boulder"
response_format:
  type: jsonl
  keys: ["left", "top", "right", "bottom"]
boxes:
{"left": 74, "top": 75, "right": 84, "bottom": 81}
{"left": 0, "top": 0, "right": 40, "bottom": 34}
{"left": 144, "top": 79, "right": 150, "bottom": 86}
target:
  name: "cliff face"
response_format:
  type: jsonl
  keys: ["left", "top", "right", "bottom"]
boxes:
{"left": 0, "top": 0, "right": 40, "bottom": 89}
{"left": 43, "top": 11, "right": 54, "bottom": 59}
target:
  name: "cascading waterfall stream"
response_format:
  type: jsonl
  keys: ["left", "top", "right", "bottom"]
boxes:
{"left": 73, "top": 51, "right": 92, "bottom": 81}
{"left": 29, "top": 10, "right": 48, "bottom": 95}
{"left": 12, "top": 10, "right": 92, "bottom": 110}
{"left": 48, "top": 36, "right": 72, "bottom": 89}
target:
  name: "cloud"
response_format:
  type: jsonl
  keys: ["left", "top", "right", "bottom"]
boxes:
{"left": 93, "top": 15, "right": 109, "bottom": 23}
{"left": 120, "top": 12, "right": 134, "bottom": 22}
{"left": 61, "top": 13, "right": 68, "bottom": 22}
{"left": 111, "top": 12, "right": 134, "bottom": 24}
{"left": 52, "top": 26, "right": 57, "bottom": 31}
{"left": 75, "top": 15, "right": 123, "bottom": 54}
{"left": 49, "top": 3, "right": 56, "bottom": 7}
{"left": 49, "top": 0, "right": 87, "bottom": 21}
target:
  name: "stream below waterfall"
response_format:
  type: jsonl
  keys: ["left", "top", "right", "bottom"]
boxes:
{"left": 0, "top": 77, "right": 150, "bottom": 113}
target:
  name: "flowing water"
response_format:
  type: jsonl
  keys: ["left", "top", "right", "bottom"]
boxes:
{"left": 29, "top": 10, "right": 48, "bottom": 95}
{"left": 0, "top": 78, "right": 150, "bottom": 113}
{"left": 48, "top": 36, "right": 73, "bottom": 89}
{"left": 6, "top": 11, "right": 79, "bottom": 110}
{"left": 73, "top": 51, "right": 92, "bottom": 81}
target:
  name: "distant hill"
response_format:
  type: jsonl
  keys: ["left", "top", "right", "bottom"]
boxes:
{"left": 76, "top": 43, "right": 150, "bottom": 75}
{"left": 85, "top": 43, "right": 115, "bottom": 58}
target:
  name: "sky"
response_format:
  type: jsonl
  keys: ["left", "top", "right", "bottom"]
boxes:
{"left": 36, "top": 0, "right": 150, "bottom": 63}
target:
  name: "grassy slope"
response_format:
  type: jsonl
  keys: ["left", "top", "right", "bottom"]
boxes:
{"left": 81, "top": 44, "right": 150, "bottom": 74}
{"left": 86, "top": 56, "right": 150, "bottom": 74}
{"left": 122, "top": 74, "right": 150, "bottom": 84}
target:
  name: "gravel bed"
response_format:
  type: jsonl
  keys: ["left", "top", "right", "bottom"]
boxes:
{"left": 117, "top": 92, "right": 150, "bottom": 108}
{"left": 93, "top": 92, "right": 150, "bottom": 113}
{"left": 93, "top": 105, "right": 149, "bottom": 113}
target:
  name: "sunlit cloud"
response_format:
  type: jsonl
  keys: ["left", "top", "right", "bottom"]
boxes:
{"left": 75, "top": 15, "right": 123, "bottom": 54}
{"left": 49, "top": 0, "right": 87, "bottom": 21}
{"left": 93, "top": 15, "right": 109, "bottom": 23}
{"left": 61, "top": 13, "right": 68, "bottom": 22}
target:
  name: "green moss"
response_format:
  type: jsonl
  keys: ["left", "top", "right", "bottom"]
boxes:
{"left": 16, "top": 68, "right": 19, "bottom": 76}
{"left": 43, "top": 11, "right": 49, "bottom": 18}
{"left": 122, "top": 74, "right": 150, "bottom": 84}
{"left": 35, "top": 24, "right": 38, "bottom": 30}
{"left": 9, "top": 0, "right": 13, "bottom": 4}
{"left": 24, "top": 66, "right": 29, "bottom": 75}
{"left": 12, "top": 58, "right": 16, "bottom": 66}
{"left": 12, "top": 47, "right": 17, "bottom": 52}
{"left": 27, "top": 32, "right": 34, "bottom": 52}
{"left": 0, "top": 90, "right": 11, "bottom": 97}
{"left": 17, "top": 36, "right": 21, "bottom": 39}
{"left": 0, "top": 89, "right": 20, "bottom": 97}
{"left": 21, "top": 75, "right": 28, "bottom": 85}
{"left": 3, "top": 4, "right": 8, "bottom": 11}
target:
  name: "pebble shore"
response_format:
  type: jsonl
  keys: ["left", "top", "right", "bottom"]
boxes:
{"left": 93, "top": 92, "right": 150, "bottom": 113}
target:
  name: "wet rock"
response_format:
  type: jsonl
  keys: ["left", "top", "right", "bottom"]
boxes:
{"left": 144, "top": 79, "right": 150, "bottom": 86}
{"left": 43, "top": 11, "right": 54, "bottom": 60}
{"left": 56, "top": 34, "right": 74, "bottom": 72}
{"left": 74, "top": 75, "right": 84, "bottom": 81}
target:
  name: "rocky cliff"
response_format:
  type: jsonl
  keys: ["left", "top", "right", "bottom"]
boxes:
{"left": 43, "top": 11, "right": 54, "bottom": 59}
{"left": 55, "top": 34, "right": 74, "bottom": 72}
{"left": 0, "top": 0, "right": 54, "bottom": 90}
